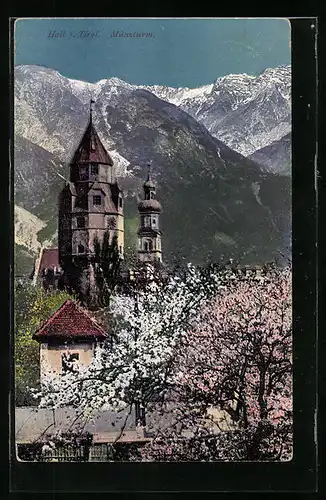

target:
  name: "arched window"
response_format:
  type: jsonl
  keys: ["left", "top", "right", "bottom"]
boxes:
{"left": 144, "top": 240, "right": 153, "bottom": 252}
{"left": 150, "top": 191, "right": 155, "bottom": 199}
{"left": 78, "top": 244, "right": 85, "bottom": 254}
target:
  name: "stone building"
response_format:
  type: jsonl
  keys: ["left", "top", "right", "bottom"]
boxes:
{"left": 30, "top": 102, "right": 168, "bottom": 296}
{"left": 58, "top": 102, "right": 124, "bottom": 296}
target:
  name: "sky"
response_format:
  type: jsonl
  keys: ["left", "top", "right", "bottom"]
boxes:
{"left": 14, "top": 18, "right": 291, "bottom": 88}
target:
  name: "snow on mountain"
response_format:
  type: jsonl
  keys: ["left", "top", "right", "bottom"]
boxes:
{"left": 109, "top": 149, "right": 132, "bottom": 177}
{"left": 68, "top": 77, "right": 107, "bottom": 104}
{"left": 138, "top": 83, "right": 214, "bottom": 107}
{"left": 15, "top": 65, "right": 86, "bottom": 158}
{"left": 64, "top": 65, "right": 292, "bottom": 158}
{"left": 15, "top": 64, "right": 291, "bottom": 162}
{"left": 176, "top": 65, "right": 291, "bottom": 156}
{"left": 136, "top": 66, "right": 291, "bottom": 157}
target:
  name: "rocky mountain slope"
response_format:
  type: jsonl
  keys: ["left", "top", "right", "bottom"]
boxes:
{"left": 139, "top": 66, "right": 291, "bottom": 157}
{"left": 14, "top": 65, "right": 291, "bottom": 273}
{"left": 249, "top": 132, "right": 291, "bottom": 176}
{"left": 14, "top": 205, "right": 46, "bottom": 253}
{"left": 15, "top": 64, "right": 291, "bottom": 161}
{"left": 14, "top": 134, "right": 67, "bottom": 215}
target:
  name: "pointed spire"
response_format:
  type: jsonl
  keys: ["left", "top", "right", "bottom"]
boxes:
{"left": 147, "top": 162, "right": 152, "bottom": 182}
{"left": 70, "top": 106, "right": 113, "bottom": 166}
{"left": 143, "top": 161, "right": 155, "bottom": 189}
{"left": 90, "top": 99, "right": 95, "bottom": 124}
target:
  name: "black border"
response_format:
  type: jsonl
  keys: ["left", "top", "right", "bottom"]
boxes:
{"left": 8, "top": 17, "right": 318, "bottom": 493}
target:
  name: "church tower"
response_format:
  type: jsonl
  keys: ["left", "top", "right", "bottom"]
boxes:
{"left": 58, "top": 101, "right": 124, "bottom": 296}
{"left": 137, "top": 165, "right": 163, "bottom": 264}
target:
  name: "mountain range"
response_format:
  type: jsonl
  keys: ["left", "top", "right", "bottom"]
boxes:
{"left": 14, "top": 64, "right": 292, "bottom": 274}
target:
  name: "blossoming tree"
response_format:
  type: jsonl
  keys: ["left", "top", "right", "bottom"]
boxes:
{"left": 35, "top": 262, "right": 292, "bottom": 461}
{"left": 141, "top": 264, "right": 292, "bottom": 461}
{"left": 37, "top": 263, "right": 223, "bottom": 430}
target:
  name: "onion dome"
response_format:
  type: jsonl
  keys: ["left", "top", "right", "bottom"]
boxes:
{"left": 138, "top": 199, "right": 162, "bottom": 213}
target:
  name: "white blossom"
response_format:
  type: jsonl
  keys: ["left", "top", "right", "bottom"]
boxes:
{"left": 37, "top": 264, "right": 220, "bottom": 415}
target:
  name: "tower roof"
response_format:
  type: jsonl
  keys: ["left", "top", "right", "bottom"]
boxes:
{"left": 70, "top": 107, "right": 113, "bottom": 166}
{"left": 33, "top": 300, "right": 107, "bottom": 342}
{"left": 138, "top": 199, "right": 162, "bottom": 213}
{"left": 143, "top": 163, "right": 155, "bottom": 189}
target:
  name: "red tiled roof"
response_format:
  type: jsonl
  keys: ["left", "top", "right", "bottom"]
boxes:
{"left": 37, "top": 248, "right": 60, "bottom": 279}
{"left": 71, "top": 120, "right": 113, "bottom": 166}
{"left": 33, "top": 300, "right": 108, "bottom": 341}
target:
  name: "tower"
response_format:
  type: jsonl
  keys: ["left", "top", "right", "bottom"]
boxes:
{"left": 137, "top": 165, "right": 163, "bottom": 264}
{"left": 58, "top": 100, "right": 124, "bottom": 296}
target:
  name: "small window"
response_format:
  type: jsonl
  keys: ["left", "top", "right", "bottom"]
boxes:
{"left": 91, "top": 164, "right": 98, "bottom": 176}
{"left": 76, "top": 216, "right": 85, "bottom": 228}
{"left": 79, "top": 166, "right": 88, "bottom": 180}
{"left": 93, "top": 195, "right": 101, "bottom": 206}
{"left": 152, "top": 217, "right": 156, "bottom": 226}
{"left": 119, "top": 197, "right": 123, "bottom": 208}
{"left": 150, "top": 191, "right": 155, "bottom": 199}
{"left": 119, "top": 245, "right": 122, "bottom": 254}
{"left": 78, "top": 244, "right": 85, "bottom": 254}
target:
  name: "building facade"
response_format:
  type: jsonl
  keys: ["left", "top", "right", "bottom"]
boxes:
{"left": 32, "top": 299, "right": 107, "bottom": 381}
{"left": 137, "top": 167, "right": 163, "bottom": 264}
{"left": 58, "top": 103, "right": 124, "bottom": 296}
